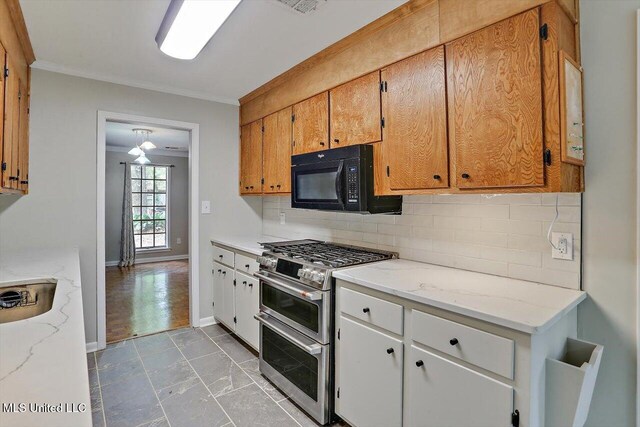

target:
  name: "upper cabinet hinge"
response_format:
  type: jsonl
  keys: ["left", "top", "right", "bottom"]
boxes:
{"left": 540, "top": 24, "right": 548, "bottom": 40}
{"left": 544, "top": 149, "right": 552, "bottom": 166}
{"left": 291, "top": 114, "right": 295, "bottom": 123}
{"left": 261, "top": 178, "right": 265, "bottom": 184}
{"left": 1, "top": 162, "right": 6, "bottom": 172}
{"left": 3, "top": 67, "right": 8, "bottom": 78}
{"left": 511, "top": 410, "right": 520, "bottom": 427}
{"left": 381, "top": 117, "right": 385, "bottom": 128}
{"left": 380, "top": 81, "right": 388, "bottom": 92}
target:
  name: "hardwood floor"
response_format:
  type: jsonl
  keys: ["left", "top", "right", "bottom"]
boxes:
{"left": 106, "top": 260, "right": 189, "bottom": 343}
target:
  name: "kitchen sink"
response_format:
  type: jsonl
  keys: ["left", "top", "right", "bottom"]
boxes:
{"left": 0, "top": 280, "right": 57, "bottom": 324}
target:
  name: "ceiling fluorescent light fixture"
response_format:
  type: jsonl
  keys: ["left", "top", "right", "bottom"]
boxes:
{"left": 156, "top": 0, "right": 242, "bottom": 60}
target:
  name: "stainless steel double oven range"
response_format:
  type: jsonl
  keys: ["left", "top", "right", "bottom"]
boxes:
{"left": 254, "top": 240, "right": 397, "bottom": 425}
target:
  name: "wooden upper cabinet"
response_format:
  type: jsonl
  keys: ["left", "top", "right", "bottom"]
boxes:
{"left": 381, "top": 46, "right": 448, "bottom": 191}
{"left": 329, "top": 71, "right": 382, "bottom": 147}
{"left": 292, "top": 92, "right": 329, "bottom": 155}
{"left": 446, "top": 9, "right": 544, "bottom": 189}
{"left": 0, "top": 43, "right": 5, "bottom": 189}
{"left": 2, "top": 51, "right": 20, "bottom": 190}
{"left": 17, "top": 76, "right": 29, "bottom": 192}
{"left": 239, "top": 120, "right": 263, "bottom": 195}
{"left": 263, "top": 106, "right": 292, "bottom": 194}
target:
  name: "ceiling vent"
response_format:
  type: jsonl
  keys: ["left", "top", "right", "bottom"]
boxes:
{"left": 275, "top": 0, "right": 326, "bottom": 14}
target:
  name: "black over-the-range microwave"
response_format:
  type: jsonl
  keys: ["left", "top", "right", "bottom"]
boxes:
{"left": 290, "top": 145, "right": 402, "bottom": 214}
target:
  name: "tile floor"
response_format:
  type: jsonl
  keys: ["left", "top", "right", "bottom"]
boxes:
{"left": 89, "top": 325, "right": 337, "bottom": 427}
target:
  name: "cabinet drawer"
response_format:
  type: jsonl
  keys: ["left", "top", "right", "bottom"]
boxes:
{"left": 235, "top": 253, "right": 259, "bottom": 276}
{"left": 411, "top": 310, "right": 514, "bottom": 379}
{"left": 213, "top": 245, "right": 235, "bottom": 268}
{"left": 340, "top": 287, "right": 403, "bottom": 335}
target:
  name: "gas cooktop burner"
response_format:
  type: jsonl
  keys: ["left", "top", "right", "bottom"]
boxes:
{"left": 261, "top": 239, "right": 397, "bottom": 268}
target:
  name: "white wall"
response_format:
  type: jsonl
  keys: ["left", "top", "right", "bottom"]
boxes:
{"left": 105, "top": 151, "right": 189, "bottom": 263}
{"left": 264, "top": 194, "right": 582, "bottom": 289}
{"left": 579, "top": 1, "right": 638, "bottom": 426}
{"left": 0, "top": 70, "right": 263, "bottom": 344}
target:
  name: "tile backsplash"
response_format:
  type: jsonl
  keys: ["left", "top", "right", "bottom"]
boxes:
{"left": 262, "top": 193, "right": 582, "bottom": 290}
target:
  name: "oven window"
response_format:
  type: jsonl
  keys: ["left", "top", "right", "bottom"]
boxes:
{"left": 262, "top": 284, "right": 320, "bottom": 333}
{"left": 296, "top": 171, "right": 338, "bottom": 201}
{"left": 262, "top": 326, "right": 319, "bottom": 401}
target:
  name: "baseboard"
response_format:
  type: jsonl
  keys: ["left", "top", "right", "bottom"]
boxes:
{"left": 199, "top": 316, "right": 217, "bottom": 327}
{"left": 106, "top": 254, "right": 189, "bottom": 267}
{"left": 86, "top": 342, "right": 99, "bottom": 353}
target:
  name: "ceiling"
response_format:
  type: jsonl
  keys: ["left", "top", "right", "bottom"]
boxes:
{"left": 106, "top": 121, "right": 190, "bottom": 156}
{"left": 20, "top": 0, "right": 406, "bottom": 104}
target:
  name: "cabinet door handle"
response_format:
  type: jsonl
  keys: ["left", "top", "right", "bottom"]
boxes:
{"left": 433, "top": 174, "right": 441, "bottom": 180}
{"left": 222, "top": 271, "right": 226, "bottom": 275}
{"left": 270, "top": 185, "right": 274, "bottom": 189}
{"left": 249, "top": 185, "right": 254, "bottom": 189}
{"left": 217, "top": 269, "right": 221, "bottom": 273}
{"left": 242, "top": 281, "right": 247, "bottom": 285}
{"left": 334, "top": 138, "right": 340, "bottom": 144}
{"left": 461, "top": 173, "right": 470, "bottom": 179}
{"left": 244, "top": 186, "right": 249, "bottom": 190}
{"left": 245, "top": 264, "right": 250, "bottom": 268}
{"left": 449, "top": 338, "right": 459, "bottom": 346}
{"left": 416, "top": 360, "right": 424, "bottom": 367}
{"left": 277, "top": 184, "right": 281, "bottom": 189}
{"left": 248, "top": 283, "right": 253, "bottom": 288}
{"left": 386, "top": 348, "right": 394, "bottom": 354}
{"left": 219, "top": 255, "right": 223, "bottom": 259}
{"left": 362, "top": 307, "right": 370, "bottom": 313}
{"left": 319, "top": 142, "right": 325, "bottom": 146}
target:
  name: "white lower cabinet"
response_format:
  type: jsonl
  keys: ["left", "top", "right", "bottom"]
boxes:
{"left": 338, "top": 316, "right": 403, "bottom": 427}
{"left": 406, "top": 345, "right": 513, "bottom": 427}
{"left": 213, "top": 261, "right": 235, "bottom": 330}
{"left": 212, "top": 245, "right": 260, "bottom": 351}
{"left": 234, "top": 271, "right": 260, "bottom": 349}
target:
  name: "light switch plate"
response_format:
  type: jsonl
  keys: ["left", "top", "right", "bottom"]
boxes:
{"left": 279, "top": 212, "right": 286, "bottom": 225}
{"left": 551, "top": 232, "right": 573, "bottom": 260}
{"left": 201, "top": 201, "right": 211, "bottom": 214}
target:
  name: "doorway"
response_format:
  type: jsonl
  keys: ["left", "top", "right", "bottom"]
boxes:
{"left": 96, "top": 111, "right": 200, "bottom": 349}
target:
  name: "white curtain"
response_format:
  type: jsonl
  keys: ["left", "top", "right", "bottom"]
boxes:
{"left": 119, "top": 163, "right": 135, "bottom": 267}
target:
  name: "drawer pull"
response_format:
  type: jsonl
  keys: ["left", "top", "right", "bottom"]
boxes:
{"left": 242, "top": 281, "right": 247, "bottom": 285}
{"left": 415, "top": 360, "right": 424, "bottom": 367}
{"left": 249, "top": 283, "right": 253, "bottom": 288}
{"left": 433, "top": 174, "right": 441, "bottom": 180}
{"left": 217, "top": 269, "right": 221, "bottom": 273}
{"left": 449, "top": 338, "right": 459, "bottom": 346}
{"left": 218, "top": 255, "right": 223, "bottom": 259}
{"left": 386, "top": 348, "right": 394, "bottom": 354}
{"left": 461, "top": 173, "right": 470, "bottom": 179}
{"left": 245, "top": 264, "right": 250, "bottom": 268}
{"left": 362, "top": 307, "right": 370, "bottom": 314}
{"left": 222, "top": 271, "right": 226, "bottom": 275}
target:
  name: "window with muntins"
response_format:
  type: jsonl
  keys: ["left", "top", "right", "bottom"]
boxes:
{"left": 131, "top": 165, "right": 169, "bottom": 250}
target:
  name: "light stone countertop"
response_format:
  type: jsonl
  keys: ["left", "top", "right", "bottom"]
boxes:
{"left": 210, "top": 235, "right": 285, "bottom": 256}
{"left": 0, "top": 249, "right": 91, "bottom": 427}
{"left": 333, "top": 259, "right": 586, "bottom": 335}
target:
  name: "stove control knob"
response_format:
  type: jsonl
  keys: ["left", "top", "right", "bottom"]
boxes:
{"left": 298, "top": 267, "right": 312, "bottom": 280}
{"left": 311, "top": 271, "right": 326, "bottom": 284}
{"left": 258, "top": 256, "right": 276, "bottom": 269}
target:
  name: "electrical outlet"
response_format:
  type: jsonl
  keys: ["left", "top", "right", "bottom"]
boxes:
{"left": 201, "top": 201, "right": 211, "bottom": 214}
{"left": 551, "top": 232, "right": 573, "bottom": 260}
{"left": 279, "top": 212, "right": 286, "bottom": 225}
{"left": 176, "top": 237, "right": 182, "bottom": 245}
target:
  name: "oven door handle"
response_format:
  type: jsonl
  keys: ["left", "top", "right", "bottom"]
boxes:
{"left": 254, "top": 272, "right": 323, "bottom": 301}
{"left": 254, "top": 313, "right": 323, "bottom": 355}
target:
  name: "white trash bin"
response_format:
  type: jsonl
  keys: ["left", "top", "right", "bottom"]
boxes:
{"left": 545, "top": 338, "right": 604, "bottom": 427}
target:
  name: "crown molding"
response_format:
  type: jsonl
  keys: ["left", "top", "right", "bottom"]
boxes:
{"left": 105, "top": 145, "right": 189, "bottom": 158}
{"left": 32, "top": 60, "right": 240, "bottom": 106}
